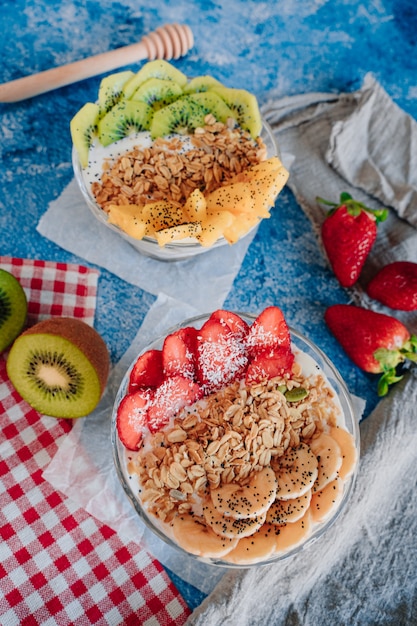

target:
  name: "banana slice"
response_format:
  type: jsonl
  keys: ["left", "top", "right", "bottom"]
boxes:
{"left": 224, "top": 523, "right": 279, "bottom": 565}
{"left": 266, "top": 489, "right": 312, "bottom": 525}
{"left": 274, "top": 443, "right": 318, "bottom": 501}
{"left": 310, "top": 476, "right": 344, "bottom": 524}
{"left": 171, "top": 513, "right": 238, "bottom": 558}
{"left": 309, "top": 432, "right": 343, "bottom": 492}
{"left": 329, "top": 426, "right": 358, "bottom": 480}
{"left": 210, "top": 467, "right": 278, "bottom": 520}
{"left": 203, "top": 497, "right": 267, "bottom": 538}
{"left": 274, "top": 510, "right": 313, "bottom": 555}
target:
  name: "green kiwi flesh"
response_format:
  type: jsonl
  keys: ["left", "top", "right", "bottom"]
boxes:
{"left": 0, "top": 269, "right": 27, "bottom": 353}
{"left": 6, "top": 317, "right": 110, "bottom": 419}
{"left": 210, "top": 86, "right": 262, "bottom": 138}
{"left": 98, "top": 70, "right": 135, "bottom": 117}
{"left": 70, "top": 102, "right": 100, "bottom": 167}
{"left": 122, "top": 59, "right": 187, "bottom": 99}
{"left": 131, "top": 77, "right": 184, "bottom": 110}
{"left": 71, "top": 61, "right": 264, "bottom": 164}
{"left": 187, "top": 92, "right": 237, "bottom": 124}
{"left": 98, "top": 100, "right": 153, "bottom": 146}
{"left": 183, "top": 75, "right": 224, "bottom": 93}
{"left": 150, "top": 96, "right": 207, "bottom": 139}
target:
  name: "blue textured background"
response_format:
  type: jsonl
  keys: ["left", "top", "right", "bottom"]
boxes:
{"left": 1, "top": 0, "right": 416, "bottom": 610}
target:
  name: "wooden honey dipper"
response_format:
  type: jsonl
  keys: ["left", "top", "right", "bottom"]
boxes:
{"left": 0, "top": 23, "right": 194, "bottom": 103}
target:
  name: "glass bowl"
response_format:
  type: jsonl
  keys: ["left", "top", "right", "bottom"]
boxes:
{"left": 111, "top": 312, "right": 360, "bottom": 568}
{"left": 73, "top": 120, "right": 280, "bottom": 262}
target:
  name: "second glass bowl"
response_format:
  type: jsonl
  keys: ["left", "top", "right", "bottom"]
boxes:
{"left": 73, "top": 120, "right": 280, "bottom": 262}
{"left": 111, "top": 312, "right": 360, "bottom": 568}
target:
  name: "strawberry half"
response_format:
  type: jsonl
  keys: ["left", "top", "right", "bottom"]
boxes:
{"left": 209, "top": 309, "right": 249, "bottom": 340}
{"left": 162, "top": 326, "right": 198, "bottom": 380}
{"left": 366, "top": 261, "right": 417, "bottom": 311}
{"left": 317, "top": 193, "right": 388, "bottom": 288}
{"left": 245, "top": 305, "right": 291, "bottom": 356}
{"left": 147, "top": 375, "right": 203, "bottom": 433}
{"left": 325, "top": 304, "right": 417, "bottom": 396}
{"left": 128, "top": 349, "right": 164, "bottom": 393}
{"left": 246, "top": 347, "right": 295, "bottom": 385}
{"left": 116, "top": 389, "right": 152, "bottom": 450}
{"left": 196, "top": 318, "right": 248, "bottom": 393}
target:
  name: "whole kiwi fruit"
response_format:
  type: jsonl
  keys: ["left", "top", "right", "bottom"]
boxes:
{"left": 6, "top": 317, "right": 110, "bottom": 418}
{"left": 0, "top": 269, "right": 28, "bottom": 353}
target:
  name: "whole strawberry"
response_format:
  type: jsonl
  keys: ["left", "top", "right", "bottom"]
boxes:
{"left": 317, "top": 192, "right": 388, "bottom": 288}
{"left": 325, "top": 304, "right": 417, "bottom": 396}
{"left": 366, "top": 261, "right": 417, "bottom": 311}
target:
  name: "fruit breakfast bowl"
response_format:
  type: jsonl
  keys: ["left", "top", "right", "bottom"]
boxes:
{"left": 111, "top": 307, "right": 360, "bottom": 568}
{"left": 71, "top": 61, "right": 287, "bottom": 262}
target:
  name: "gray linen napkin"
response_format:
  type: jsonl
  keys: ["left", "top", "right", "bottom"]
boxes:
{"left": 186, "top": 75, "right": 417, "bottom": 624}
{"left": 263, "top": 73, "right": 417, "bottom": 334}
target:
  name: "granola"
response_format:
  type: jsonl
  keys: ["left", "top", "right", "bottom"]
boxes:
{"left": 91, "top": 115, "right": 267, "bottom": 213}
{"left": 127, "top": 369, "right": 340, "bottom": 523}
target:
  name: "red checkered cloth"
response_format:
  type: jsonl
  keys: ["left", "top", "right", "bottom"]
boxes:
{"left": 0, "top": 257, "right": 190, "bottom": 626}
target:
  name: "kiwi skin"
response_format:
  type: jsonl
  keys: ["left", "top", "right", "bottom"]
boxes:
{"left": 0, "top": 269, "right": 28, "bottom": 353}
{"left": 6, "top": 317, "right": 110, "bottom": 419}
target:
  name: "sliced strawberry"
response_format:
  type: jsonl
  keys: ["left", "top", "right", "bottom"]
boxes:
{"left": 128, "top": 349, "right": 164, "bottom": 393}
{"left": 116, "top": 389, "right": 152, "bottom": 450}
{"left": 209, "top": 309, "right": 249, "bottom": 340}
{"left": 162, "top": 327, "right": 198, "bottom": 380}
{"left": 245, "top": 306, "right": 291, "bottom": 356}
{"left": 246, "top": 347, "right": 295, "bottom": 385}
{"left": 147, "top": 375, "right": 203, "bottom": 433}
{"left": 196, "top": 319, "right": 248, "bottom": 393}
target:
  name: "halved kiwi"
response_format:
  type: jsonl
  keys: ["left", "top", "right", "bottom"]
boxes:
{"left": 70, "top": 102, "right": 100, "bottom": 167}
{"left": 122, "top": 59, "right": 188, "bottom": 99}
{"left": 6, "top": 317, "right": 110, "bottom": 418}
{"left": 98, "top": 100, "right": 153, "bottom": 146}
{"left": 210, "top": 86, "right": 262, "bottom": 138}
{"left": 131, "top": 77, "right": 184, "bottom": 110}
{"left": 150, "top": 97, "right": 207, "bottom": 139}
{"left": 0, "top": 269, "right": 27, "bottom": 353}
{"left": 98, "top": 70, "right": 135, "bottom": 117}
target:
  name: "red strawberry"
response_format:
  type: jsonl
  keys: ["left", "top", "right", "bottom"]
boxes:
{"left": 317, "top": 193, "right": 388, "bottom": 288}
{"left": 196, "top": 319, "right": 248, "bottom": 392}
{"left": 324, "top": 304, "right": 417, "bottom": 396}
{"left": 246, "top": 347, "right": 295, "bottom": 385}
{"left": 162, "top": 327, "right": 198, "bottom": 380}
{"left": 128, "top": 349, "right": 164, "bottom": 392}
{"left": 116, "top": 389, "right": 152, "bottom": 450}
{"left": 245, "top": 305, "right": 291, "bottom": 356}
{"left": 366, "top": 261, "right": 417, "bottom": 311}
{"left": 209, "top": 310, "right": 249, "bottom": 340}
{"left": 147, "top": 375, "right": 203, "bottom": 432}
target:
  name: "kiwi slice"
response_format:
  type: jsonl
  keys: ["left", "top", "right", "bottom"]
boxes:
{"left": 98, "top": 100, "right": 153, "bottom": 146}
{"left": 98, "top": 70, "right": 135, "bottom": 117}
{"left": 70, "top": 102, "right": 100, "bottom": 167}
{"left": 183, "top": 75, "right": 224, "bottom": 93}
{"left": 150, "top": 97, "right": 207, "bottom": 139}
{"left": 187, "top": 92, "right": 237, "bottom": 124}
{"left": 122, "top": 59, "right": 188, "bottom": 99}
{"left": 210, "top": 86, "right": 262, "bottom": 138}
{"left": 6, "top": 317, "right": 110, "bottom": 419}
{"left": 0, "top": 269, "right": 27, "bottom": 353}
{"left": 131, "top": 77, "right": 184, "bottom": 110}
